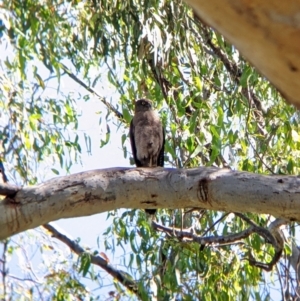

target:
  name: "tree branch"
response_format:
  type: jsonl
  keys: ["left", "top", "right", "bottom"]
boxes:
{"left": 43, "top": 224, "right": 141, "bottom": 297}
{"left": 185, "top": 0, "right": 300, "bottom": 107}
{"left": 235, "top": 213, "right": 284, "bottom": 271}
{"left": 1, "top": 166, "right": 300, "bottom": 239}
{"left": 152, "top": 220, "right": 254, "bottom": 245}
{"left": 153, "top": 212, "right": 284, "bottom": 271}
{"left": 0, "top": 182, "right": 20, "bottom": 197}
{"left": 36, "top": 37, "right": 123, "bottom": 120}
{"left": 61, "top": 64, "right": 124, "bottom": 121}
{"left": 201, "top": 24, "right": 267, "bottom": 135}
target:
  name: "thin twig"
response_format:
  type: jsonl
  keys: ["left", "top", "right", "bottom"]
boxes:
{"left": 61, "top": 64, "right": 124, "bottom": 121}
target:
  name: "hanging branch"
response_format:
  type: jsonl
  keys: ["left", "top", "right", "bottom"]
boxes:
{"left": 200, "top": 23, "right": 266, "bottom": 134}
{"left": 235, "top": 213, "right": 284, "bottom": 271}
{"left": 43, "top": 223, "right": 141, "bottom": 298}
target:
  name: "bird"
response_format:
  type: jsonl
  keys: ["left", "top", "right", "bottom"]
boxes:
{"left": 0, "top": 160, "right": 8, "bottom": 184}
{"left": 129, "top": 99, "right": 165, "bottom": 215}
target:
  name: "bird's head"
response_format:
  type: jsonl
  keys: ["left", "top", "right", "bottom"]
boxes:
{"left": 135, "top": 99, "right": 153, "bottom": 112}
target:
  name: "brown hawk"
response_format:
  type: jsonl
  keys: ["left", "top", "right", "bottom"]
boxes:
{"left": 129, "top": 99, "right": 165, "bottom": 215}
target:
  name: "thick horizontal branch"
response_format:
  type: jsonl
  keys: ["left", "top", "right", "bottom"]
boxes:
{"left": 186, "top": 0, "right": 300, "bottom": 107}
{"left": 1, "top": 166, "right": 300, "bottom": 239}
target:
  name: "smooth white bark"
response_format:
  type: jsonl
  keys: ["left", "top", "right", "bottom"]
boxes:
{"left": 0, "top": 166, "right": 299, "bottom": 239}
{"left": 185, "top": 0, "right": 300, "bottom": 107}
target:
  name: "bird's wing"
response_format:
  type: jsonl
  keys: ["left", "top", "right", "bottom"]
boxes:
{"left": 157, "top": 126, "right": 165, "bottom": 167}
{"left": 129, "top": 120, "right": 142, "bottom": 167}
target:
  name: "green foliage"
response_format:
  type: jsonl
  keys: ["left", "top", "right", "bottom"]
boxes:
{"left": 1, "top": 0, "right": 299, "bottom": 300}
{"left": 79, "top": 252, "right": 92, "bottom": 277}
